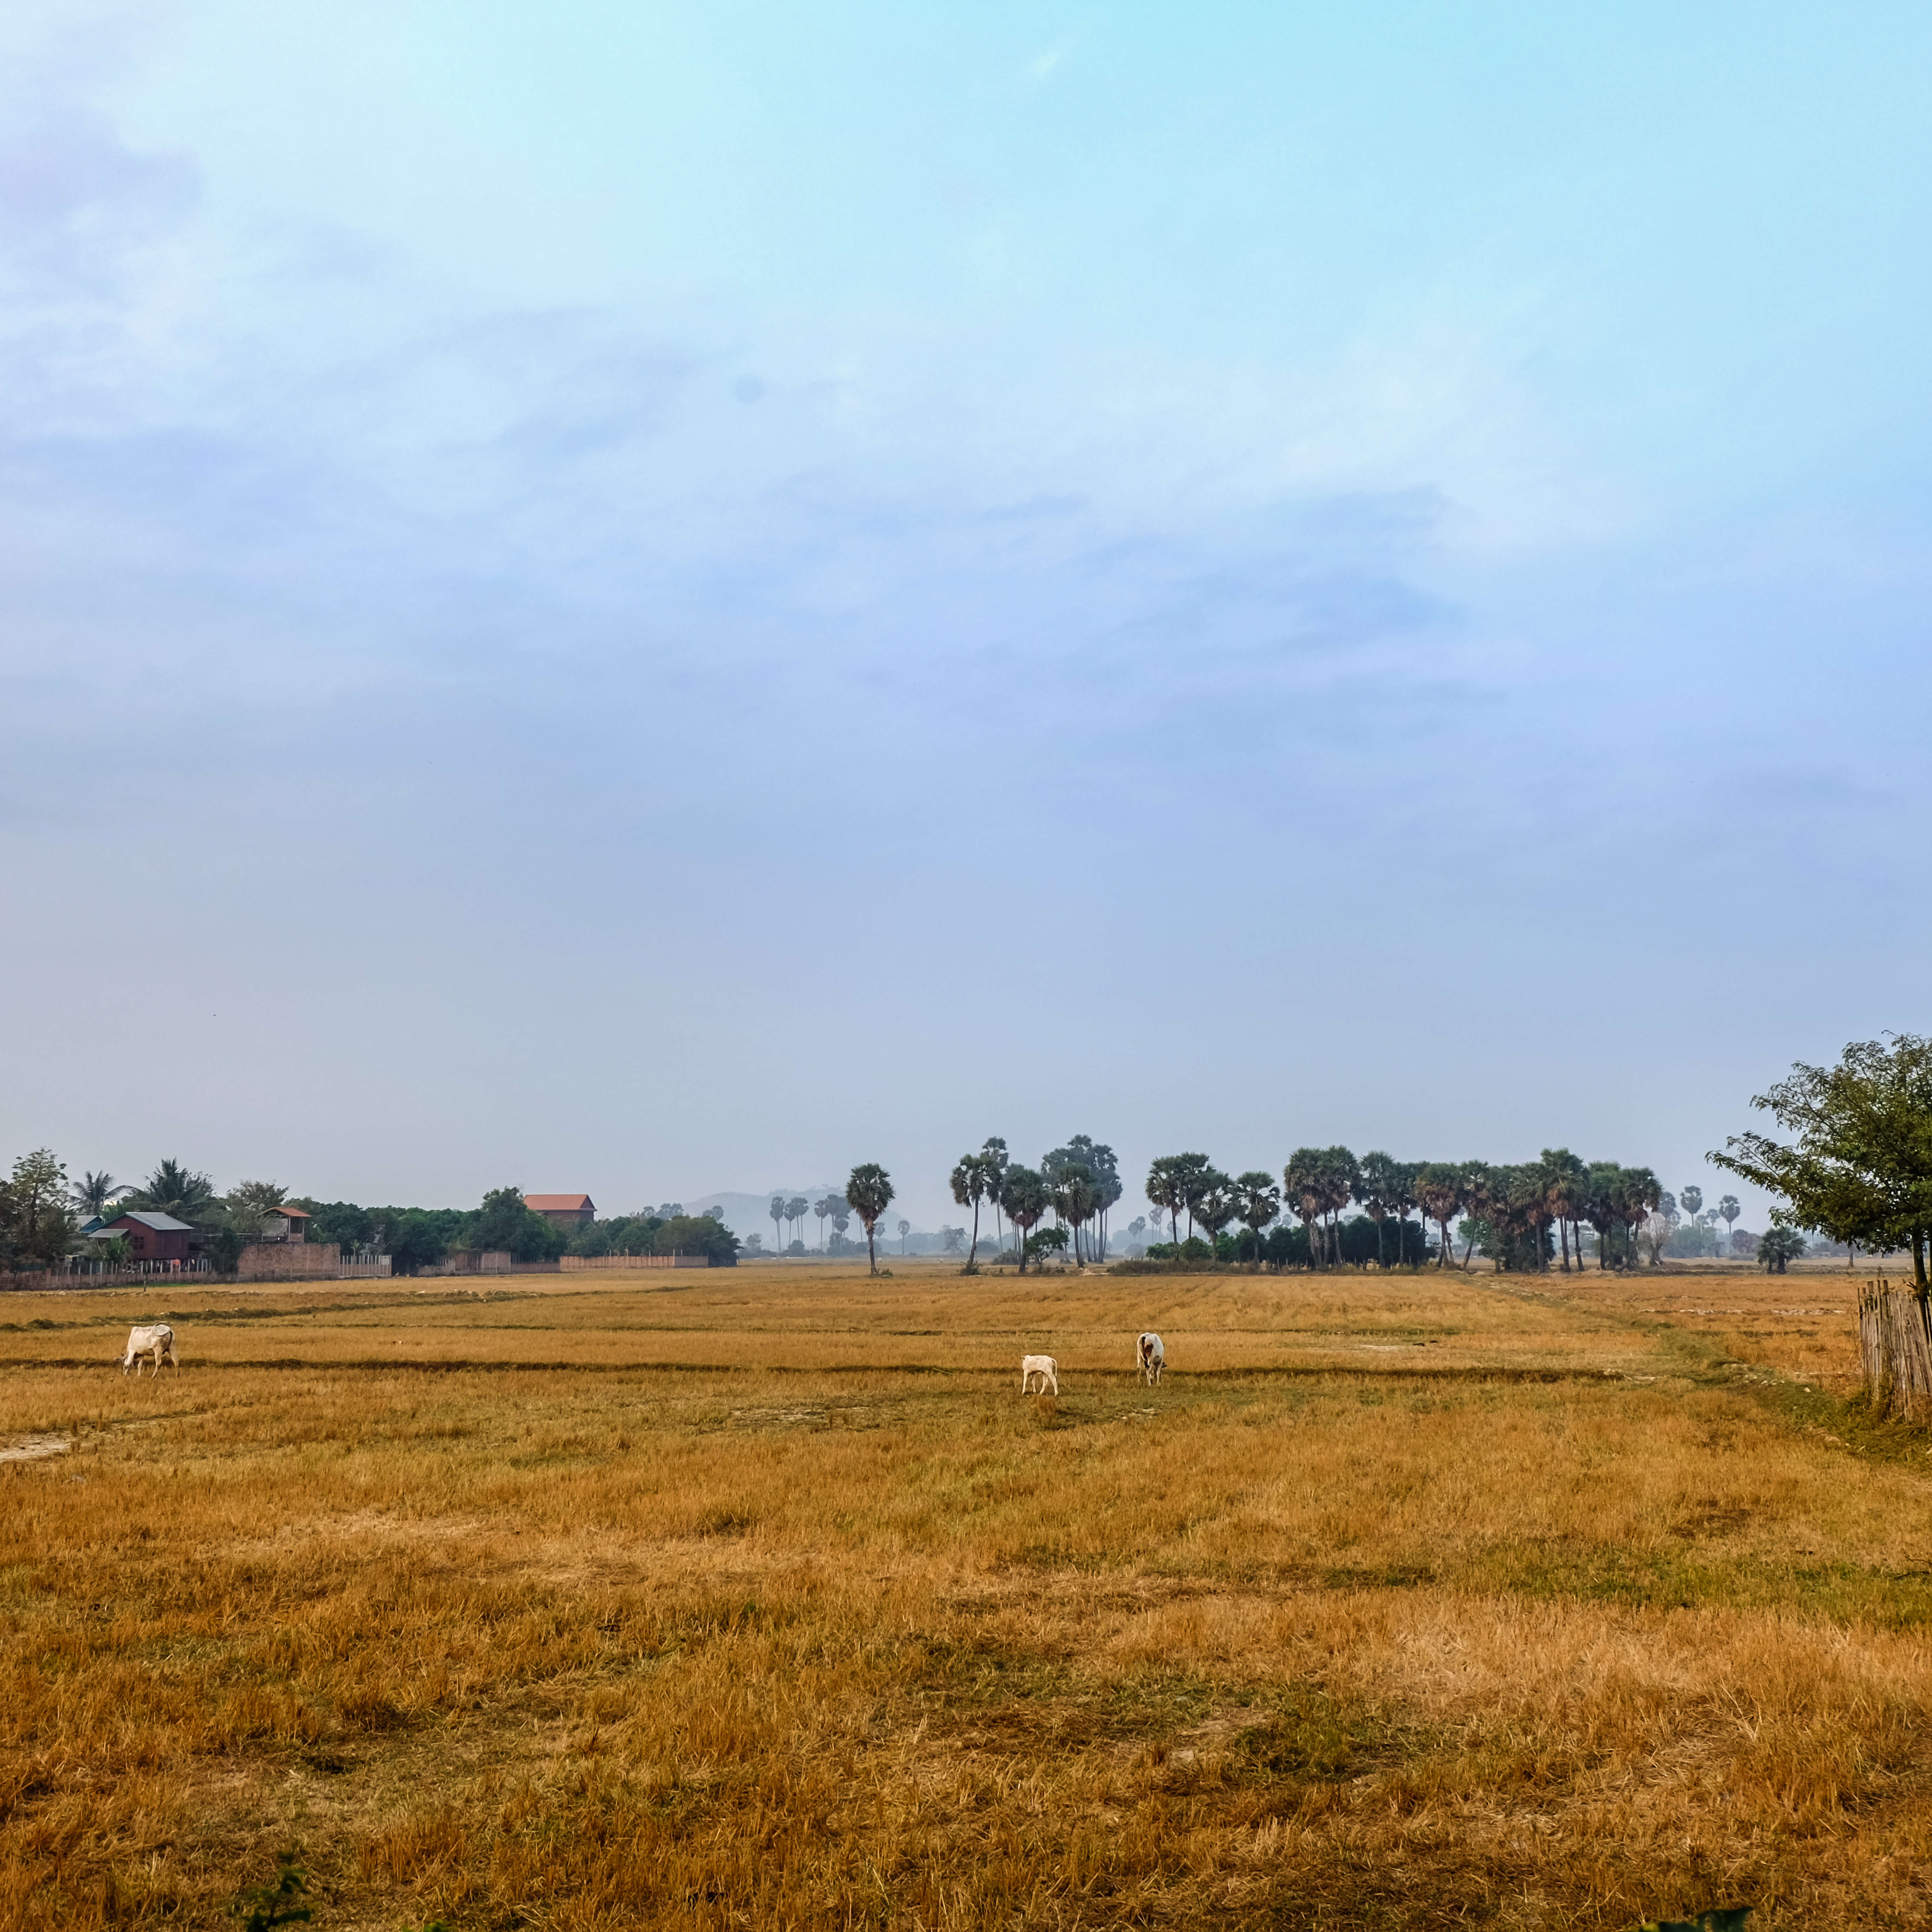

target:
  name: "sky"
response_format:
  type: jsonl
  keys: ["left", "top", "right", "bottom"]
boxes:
{"left": 5, "top": 1, "right": 1930, "bottom": 1229}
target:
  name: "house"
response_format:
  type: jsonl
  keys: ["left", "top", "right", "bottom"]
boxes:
{"left": 525, "top": 1193, "right": 595, "bottom": 1231}
{"left": 96, "top": 1211, "right": 194, "bottom": 1263}
{"left": 258, "top": 1206, "right": 312, "bottom": 1243}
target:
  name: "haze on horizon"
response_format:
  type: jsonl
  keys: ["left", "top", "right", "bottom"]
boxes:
{"left": 5, "top": 2, "right": 1927, "bottom": 1229}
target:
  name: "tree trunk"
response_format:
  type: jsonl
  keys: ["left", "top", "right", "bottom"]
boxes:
{"left": 967, "top": 1199, "right": 980, "bottom": 1268}
{"left": 866, "top": 1224, "right": 877, "bottom": 1275}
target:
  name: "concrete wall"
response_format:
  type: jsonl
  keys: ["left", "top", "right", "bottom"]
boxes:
{"left": 237, "top": 1241, "right": 342, "bottom": 1280}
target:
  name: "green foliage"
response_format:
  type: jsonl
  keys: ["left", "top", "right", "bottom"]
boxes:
{"left": 845, "top": 1162, "right": 895, "bottom": 1273}
{"left": 233, "top": 1852, "right": 311, "bottom": 1932}
{"left": 126, "top": 1158, "right": 220, "bottom": 1226}
{"left": 998, "top": 1164, "right": 1050, "bottom": 1273}
{"left": 1757, "top": 1225, "right": 1808, "bottom": 1273}
{"left": 1714, "top": 1033, "right": 1932, "bottom": 1285}
{"left": 0, "top": 1148, "right": 77, "bottom": 1268}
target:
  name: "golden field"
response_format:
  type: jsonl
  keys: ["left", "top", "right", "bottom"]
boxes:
{"left": 4, "top": 1259, "right": 1931, "bottom": 1930}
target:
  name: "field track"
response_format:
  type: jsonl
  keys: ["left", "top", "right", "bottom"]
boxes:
{"left": 4, "top": 1261, "right": 1928, "bottom": 1930}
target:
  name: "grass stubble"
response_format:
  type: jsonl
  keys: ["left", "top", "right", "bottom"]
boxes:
{"left": 3, "top": 1264, "right": 1930, "bottom": 1930}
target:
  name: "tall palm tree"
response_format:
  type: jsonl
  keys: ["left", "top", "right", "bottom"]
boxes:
{"left": 1412, "top": 1164, "right": 1464, "bottom": 1268}
{"left": 1717, "top": 1194, "right": 1741, "bottom": 1255}
{"left": 1194, "top": 1171, "right": 1237, "bottom": 1257}
{"left": 814, "top": 1195, "right": 837, "bottom": 1250}
{"left": 784, "top": 1196, "right": 809, "bottom": 1248}
{"left": 844, "top": 1164, "right": 895, "bottom": 1275}
{"left": 1541, "top": 1149, "right": 1589, "bottom": 1272}
{"left": 999, "top": 1165, "right": 1049, "bottom": 1274}
{"left": 1234, "top": 1171, "right": 1280, "bottom": 1264}
{"left": 1283, "top": 1149, "right": 1328, "bottom": 1268}
{"left": 980, "top": 1138, "right": 1010, "bottom": 1250}
{"left": 897, "top": 1218, "right": 910, "bottom": 1255}
{"left": 1356, "top": 1151, "right": 1403, "bottom": 1268}
{"left": 950, "top": 1154, "right": 991, "bottom": 1267}
{"left": 69, "top": 1171, "right": 130, "bottom": 1219}
{"left": 770, "top": 1196, "right": 787, "bottom": 1252}
{"left": 1145, "top": 1155, "right": 1204, "bottom": 1249}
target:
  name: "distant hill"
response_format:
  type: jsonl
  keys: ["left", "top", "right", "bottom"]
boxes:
{"left": 689, "top": 1188, "right": 845, "bottom": 1243}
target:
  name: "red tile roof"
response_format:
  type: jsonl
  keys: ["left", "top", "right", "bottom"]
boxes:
{"left": 525, "top": 1194, "right": 594, "bottom": 1212}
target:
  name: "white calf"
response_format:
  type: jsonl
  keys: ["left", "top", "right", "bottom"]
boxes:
{"left": 1137, "top": 1332, "right": 1165, "bottom": 1385}
{"left": 1019, "top": 1353, "right": 1059, "bottom": 1396}
{"left": 121, "top": 1324, "right": 177, "bottom": 1377}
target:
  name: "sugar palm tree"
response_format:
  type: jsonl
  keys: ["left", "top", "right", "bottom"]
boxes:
{"left": 784, "top": 1196, "right": 809, "bottom": 1247}
{"left": 814, "top": 1195, "right": 837, "bottom": 1250}
{"left": 1283, "top": 1149, "right": 1328, "bottom": 1268}
{"left": 1412, "top": 1163, "right": 1464, "bottom": 1268}
{"left": 950, "top": 1153, "right": 992, "bottom": 1267}
{"left": 1234, "top": 1171, "right": 1280, "bottom": 1264}
{"left": 1717, "top": 1194, "right": 1741, "bottom": 1255}
{"left": 770, "top": 1196, "right": 787, "bottom": 1252}
{"left": 999, "top": 1165, "right": 1049, "bottom": 1274}
{"left": 1194, "top": 1172, "right": 1237, "bottom": 1256}
{"left": 897, "top": 1218, "right": 910, "bottom": 1254}
{"left": 845, "top": 1164, "right": 895, "bottom": 1275}
{"left": 980, "top": 1138, "right": 1010, "bottom": 1250}
{"left": 1356, "top": 1151, "right": 1403, "bottom": 1268}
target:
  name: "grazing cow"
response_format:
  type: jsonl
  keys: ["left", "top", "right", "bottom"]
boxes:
{"left": 121, "top": 1324, "right": 177, "bottom": 1377}
{"left": 1137, "top": 1332, "right": 1165, "bottom": 1385}
{"left": 1019, "top": 1353, "right": 1059, "bottom": 1396}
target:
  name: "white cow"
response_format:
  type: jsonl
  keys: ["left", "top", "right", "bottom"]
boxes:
{"left": 1137, "top": 1332, "right": 1165, "bottom": 1385}
{"left": 121, "top": 1324, "right": 178, "bottom": 1377}
{"left": 1019, "top": 1353, "right": 1059, "bottom": 1395}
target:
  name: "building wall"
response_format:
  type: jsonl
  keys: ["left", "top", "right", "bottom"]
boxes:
{"left": 237, "top": 1241, "right": 342, "bottom": 1279}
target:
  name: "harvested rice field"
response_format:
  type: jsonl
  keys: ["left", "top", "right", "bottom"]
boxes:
{"left": 4, "top": 1260, "right": 1930, "bottom": 1930}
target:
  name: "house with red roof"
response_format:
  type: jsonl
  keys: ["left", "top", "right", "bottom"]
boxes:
{"left": 525, "top": 1193, "right": 596, "bottom": 1230}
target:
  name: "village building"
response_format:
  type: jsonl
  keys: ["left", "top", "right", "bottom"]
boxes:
{"left": 258, "top": 1206, "right": 312, "bottom": 1242}
{"left": 94, "top": 1211, "right": 194, "bottom": 1263}
{"left": 525, "top": 1193, "right": 596, "bottom": 1231}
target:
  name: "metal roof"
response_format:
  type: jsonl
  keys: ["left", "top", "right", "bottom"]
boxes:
{"left": 114, "top": 1210, "right": 194, "bottom": 1232}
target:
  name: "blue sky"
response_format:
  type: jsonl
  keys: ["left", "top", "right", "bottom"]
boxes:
{"left": 4, "top": 1, "right": 1928, "bottom": 1226}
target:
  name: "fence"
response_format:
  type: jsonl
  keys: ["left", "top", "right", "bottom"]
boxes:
{"left": 3, "top": 1261, "right": 214, "bottom": 1293}
{"left": 559, "top": 1253, "right": 715, "bottom": 1270}
{"left": 1856, "top": 1279, "right": 1932, "bottom": 1419}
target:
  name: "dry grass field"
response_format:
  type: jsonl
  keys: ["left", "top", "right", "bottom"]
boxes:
{"left": 5, "top": 1259, "right": 1932, "bottom": 1930}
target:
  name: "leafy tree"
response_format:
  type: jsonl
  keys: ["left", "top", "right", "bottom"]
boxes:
{"left": 1028, "top": 1225, "right": 1070, "bottom": 1262}
{"left": 1757, "top": 1225, "right": 1807, "bottom": 1273}
{"left": 940, "top": 1226, "right": 964, "bottom": 1255}
{"left": 225, "top": 1180, "right": 290, "bottom": 1243}
{"left": 950, "top": 1153, "right": 993, "bottom": 1267}
{"left": 475, "top": 1187, "right": 531, "bottom": 1253}
{"left": 845, "top": 1163, "right": 895, "bottom": 1275}
{"left": 999, "top": 1164, "right": 1050, "bottom": 1274}
{"left": 0, "top": 1149, "right": 77, "bottom": 1268}
{"left": 652, "top": 1214, "right": 738, "bottom": 1262}
{"left": 1712, "top": 1036, "right": 1932, "bottom": 1286}
{"left": 69, "top": 1171, "right": 129, "bottom": 1218}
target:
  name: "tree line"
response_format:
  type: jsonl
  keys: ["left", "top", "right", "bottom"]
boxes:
{"left": 942, "top": 1138, "right": 1680, "bottom": 1272}
{"left": 0, "top": 1155, "right": 740, "bottom": 1274}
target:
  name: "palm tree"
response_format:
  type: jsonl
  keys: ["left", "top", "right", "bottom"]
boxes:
{"left": 999, "top": 1165, "right": 1049, "bottom": 1274}
{"left": 1144, "top": 1155, "right": 1199, "bottom": 1250}
{"left": 1283, "top": 1148, "right": 1328, "bottom": 1267}
{"left": 897, "top": 1218, "right": 910, "bottom": 1255}
{"left": 1194, "top": 1172, "right": 1237, "bottom": 1256}
{"left": 1356, "top": 1151, "right": 1403, "bottom": 1268}
{"left": 785, "top": 1196, "right": 809, "bottom": 1248}
{"left": 1234, "top": 1171, "right": 1280, "bottom": 1264}
{"left": 69, "top": 1171, "right": 130, "bottom": 1219}
{"left": 1412, "top": 1164, "right": 1463, "bottom": 1268}
{"left": 981, "top": 1138, "right": 1010, "bottom": 1251}
{"left": 1717, "top": 1194, "right": 1741, "bottom": 1255}
{"left": 949, "top": 1154, "right": 991, "bottom": 1267}
{"left": 1540, "top": 1149, "right": 1588, "bottom": 1272}
{"left": 1680, "top": 1184, "right": 1704, "bottom": 1223}
{"left": 814, "top": 1195, "right": 837, "bottom": 1250}
{"left": 128, "top": 1159, "right": 218, "bottom": 1226}
{"left": 844, "top": 1165, "right": 895, "bottom": 1274}
{"left": 770, "top": 1196, "right": 787, "bottom": 1252}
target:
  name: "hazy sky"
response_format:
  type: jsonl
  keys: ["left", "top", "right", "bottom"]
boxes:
{"left": 5, "top": 2, "right": 1927, "bottom": 1227}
